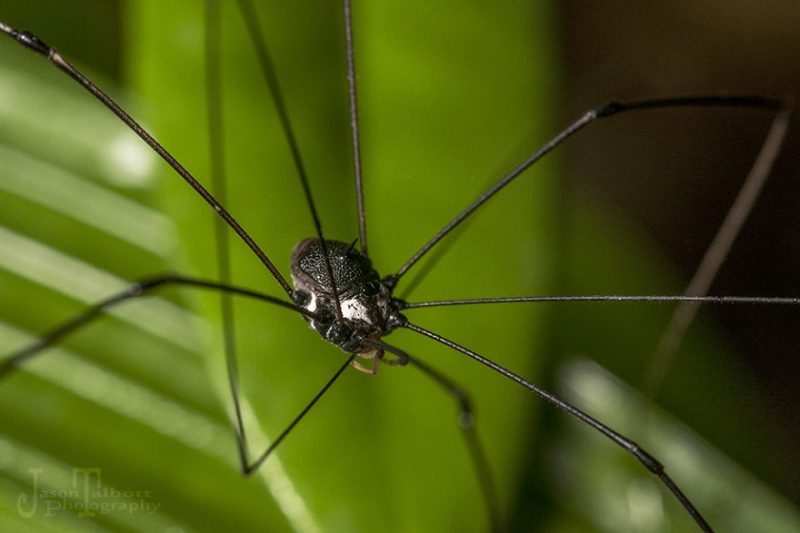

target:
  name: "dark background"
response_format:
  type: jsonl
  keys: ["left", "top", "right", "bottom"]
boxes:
{"left": 1, "top": 0, "right": 798, "bottom": 527}
{"left": 560, "top": 0, "right": 800, "bottom": 505}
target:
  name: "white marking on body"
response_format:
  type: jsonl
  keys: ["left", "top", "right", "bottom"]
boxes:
{"left": 341, "top": 296, "right": 371, "bottom": 323}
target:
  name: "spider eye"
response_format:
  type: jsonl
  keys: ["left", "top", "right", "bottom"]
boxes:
{"left": 363, "top": 280, "right": 380, "bottom": 297}
{"left": 293, "top": 290, "right": 311, "bottom": 307}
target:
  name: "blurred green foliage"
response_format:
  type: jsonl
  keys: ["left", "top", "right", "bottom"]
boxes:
{"left": 0, "top": 1, "right": 797, "bottom": 532}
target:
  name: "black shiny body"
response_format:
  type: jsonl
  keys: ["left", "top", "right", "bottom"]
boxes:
{"left": 290, "top": 238, "right": 405, "bottom": 355}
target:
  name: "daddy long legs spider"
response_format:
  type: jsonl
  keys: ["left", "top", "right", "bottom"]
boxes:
{"left": 1, "top": 1, "right": 799, "bottom": 531}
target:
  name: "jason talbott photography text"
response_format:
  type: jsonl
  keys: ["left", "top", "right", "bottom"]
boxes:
{"left": 17, "top": 467, "right": 161, "bottom": 519}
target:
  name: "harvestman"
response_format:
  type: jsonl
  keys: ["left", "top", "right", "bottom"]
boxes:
{"left": 0, "top": 1, "right": 797, "bottom": 531}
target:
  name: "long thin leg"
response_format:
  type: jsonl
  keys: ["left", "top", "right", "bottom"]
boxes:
{"left": 241, "top": 354, "right": 355, "bottom": 475}
{"left": 640, "top": 103, "right": 793, "bottom": 395}
{"left": 0, "top": 20, "right": 293, "bottom": 297}
{"left": 366, "top": 338, "right": 501, "bottom": 533}
{"left": 205, "top": 0, "right": 253, "bottom": 472}
{"left": 234, "top": 0, "right": 345, "bottom": 320}
{"left": 402, "top": 320, "right": 715, "bottom": 532}
{"left": 210, "top": 0, "right": 350, "bottom": 470}
{"left": 0, "top": 274, "right": 301, "bottom": 381}
{"left": 401, "top": 294, "right": 800, "bottom": 309}
{"left": 387, "top": 96, "right": 788, "bottom": 288}
{"left": 343, "top": 0, "right": 368, "bottom": 255}
{"left": 0, "top": 270, "right": 349, "bottom": 476}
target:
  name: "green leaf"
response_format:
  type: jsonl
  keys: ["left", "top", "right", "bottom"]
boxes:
{"left": 1, "top": 1, "right": 797, "bottom": 532}
{"left": 0, "top": 0, "right": 556, "bottom": 531}
{"left": 128, "top": 1, "right": 556, "bottom": 531}
{"left": 543, "top": 200, "right": 800, "bottom": 532}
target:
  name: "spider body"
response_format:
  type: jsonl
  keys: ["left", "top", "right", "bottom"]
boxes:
{"left": 291, "top": 238, "right": 404, "bottom": 360}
